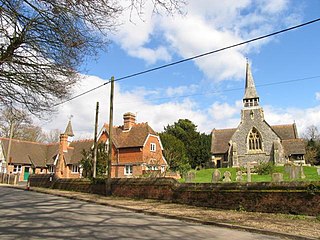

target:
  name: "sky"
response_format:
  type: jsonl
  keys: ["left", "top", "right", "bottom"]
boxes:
{"left": 36, "top": 0, "right": 320, "bottom": 139}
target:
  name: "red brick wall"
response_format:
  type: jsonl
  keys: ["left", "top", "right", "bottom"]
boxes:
{"left": 29, "top": 175, "right": 320, "bottom": 216}
{"left": 143, "top": 135, "right": 166, "bottom": 166}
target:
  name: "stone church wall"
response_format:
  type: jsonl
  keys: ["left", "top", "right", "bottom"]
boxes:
{"left": 231, "top": 107, "right": 282, "bottom": 166}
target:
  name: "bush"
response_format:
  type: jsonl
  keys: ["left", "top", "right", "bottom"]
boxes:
{"left": 254, "top": 162, "right": 275, "bottom": 175}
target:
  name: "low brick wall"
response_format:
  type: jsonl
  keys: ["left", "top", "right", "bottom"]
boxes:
{"left": 29, "top": 174, "right": 320, "bottom": 216}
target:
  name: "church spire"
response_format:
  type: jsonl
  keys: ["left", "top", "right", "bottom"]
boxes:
{"left": 243, "top": 60, "right": 259, "bottom": 107}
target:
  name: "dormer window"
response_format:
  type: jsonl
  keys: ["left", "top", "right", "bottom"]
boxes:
{"left": 248, "top": 128, "right": 262, "bottom": 151}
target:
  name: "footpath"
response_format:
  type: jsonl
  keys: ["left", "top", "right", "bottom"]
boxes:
{"left": 8, "top": 185, "right": 320, "bottom": 239}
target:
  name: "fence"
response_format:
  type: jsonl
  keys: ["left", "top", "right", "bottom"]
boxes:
{"left": 0, "top": 172, "right": 19, "bottom": 185}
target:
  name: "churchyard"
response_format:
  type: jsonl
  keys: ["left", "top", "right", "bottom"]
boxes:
{"left": 182, "top": 165, "right": 320, "bottom": 183}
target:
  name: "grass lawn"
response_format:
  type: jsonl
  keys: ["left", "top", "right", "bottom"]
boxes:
{"left": 181, "top": 166, "right": 320, "bottom": 183}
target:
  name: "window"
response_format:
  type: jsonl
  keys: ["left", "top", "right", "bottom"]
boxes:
{"left": 124, "top": 165, "right": 133, "bottom": 175}
{"left": 48, "top": 165, "right": 54, "bottom": 173}
{"left": 71, "top": 165, "right": 79, "bottom": 173}
{"left": 13, "top": 165, "right": 22, "bottom": 173}
{"left": 248, "top": 128, "right": 262, "bottom": 151}
{"left": 150, "top": 143, "right": 156, "bottom": 152}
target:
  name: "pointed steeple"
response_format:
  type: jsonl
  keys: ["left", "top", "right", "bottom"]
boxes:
{"left": 64, "top": 119, "right": 74, "bottom": 137}
{"left": 243, "top": 60, "right": 259, "bottom": 108}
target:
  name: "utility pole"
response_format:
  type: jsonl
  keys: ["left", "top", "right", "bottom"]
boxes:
{"left": 6, "top": 121, "right": 14, "bottom": 171}
{"left": 93, "top": 102, "right": 99, "bottom": 178}
{"left": 107, "top": 76, "right": 114, "bottom": 179}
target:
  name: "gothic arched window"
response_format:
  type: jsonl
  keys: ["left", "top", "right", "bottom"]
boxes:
{"left": 248, "top": 128, "right": 262, "bottom": 151}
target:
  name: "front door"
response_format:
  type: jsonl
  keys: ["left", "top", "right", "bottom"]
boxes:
{"left": 23, "top": 167, "right": 30, "bottom": 181}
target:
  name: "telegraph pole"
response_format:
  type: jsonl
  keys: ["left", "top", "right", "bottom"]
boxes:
{"left": 93, "top": 102, "right": 99, "bottom": 178}
{"left": 107, "top": 76, "right": 114, "bottom": 179}
{"left": 6, "top": 121, "right": 14, "bottom": 172}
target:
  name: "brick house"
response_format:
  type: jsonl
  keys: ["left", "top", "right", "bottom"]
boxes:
{"left": 211, "top": 61, "right": 306, "bottom": 168}
{"left": 98, "top": 112, "right": 168, "bottom": 178}
{"left": 0, "top": 121, "right": 93, "bottom": 181}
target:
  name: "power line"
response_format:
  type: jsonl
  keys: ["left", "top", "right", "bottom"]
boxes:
{"left": 114, "top": 75, "right": 320, "bottom": 105}
{"left": 54, "top": 17, "right": 320, "bottom": 107}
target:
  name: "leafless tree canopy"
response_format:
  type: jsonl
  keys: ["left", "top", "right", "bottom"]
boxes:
{"left": 0, "top": 0, "right": 185, "bottom": 116}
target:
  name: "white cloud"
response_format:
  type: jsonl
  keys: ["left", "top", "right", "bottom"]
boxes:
{"left": 36, "top": 75, "right": 320, "bottom": 140}
{"left": 111, "top": 0, "right": 299, "bottom": 81}
{"left": 316, "top": 92, "right": 320, "bottom": 101}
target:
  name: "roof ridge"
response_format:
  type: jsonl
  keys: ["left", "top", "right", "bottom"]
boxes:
{"left": 0, "top": 137, "right": 49, "bottom": 145}
{"left": 71, "top": 139, "right": 94, "bottom": 143}
{"left": 272, "top": 123, "right": 294, "bottom": 127}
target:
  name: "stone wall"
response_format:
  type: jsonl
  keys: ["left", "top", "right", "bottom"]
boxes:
{"left": 29, "top": 174, "right": 320, "bottom": 216}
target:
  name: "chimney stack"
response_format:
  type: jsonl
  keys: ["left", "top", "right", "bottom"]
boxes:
{"left": 123, "top": 112, "right": 136, "bottom": 131}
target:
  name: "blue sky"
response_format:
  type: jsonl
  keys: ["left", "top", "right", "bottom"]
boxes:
{"left": 38, "top": 0, "right": 320, "bottom": 138}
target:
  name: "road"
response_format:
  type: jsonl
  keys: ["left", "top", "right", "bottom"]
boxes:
{"left": 0, "top": 186, "right": 281, "bottom": 240}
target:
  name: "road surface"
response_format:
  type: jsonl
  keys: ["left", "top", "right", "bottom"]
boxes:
{"left": 0, "top": 186, "right": 281, "bottom": 239}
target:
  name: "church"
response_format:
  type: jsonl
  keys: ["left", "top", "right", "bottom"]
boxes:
{"left": 211, "top": 62, "right": 306, "bottom": 168}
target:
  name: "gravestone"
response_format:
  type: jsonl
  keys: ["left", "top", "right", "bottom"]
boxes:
{"left": 289, "top": 165, "right": 300, "bottom": 180}
{"left": 300, "top": 164, "right": 306, "bottom": 179}
{"left": 317, "top": 168, "right": 320, "bottom": 176}
{"left": 223, "top": 171, "right": 232, "bottom": 182}
{"left": 272, "top": 172, "right": 283, "bottom": 182}
{"left": 246, "top": 164, "right": 252, "bottom": 183}
{"left": 185, "top": 172, "right": 196, "bottom": 183}
{"left": 236, "top": 171, "right": 243, "bottom": 182}
{"left": 211, "top": 169, "right": 221, "bottom": 183}
{"left": 284, "top": 163, "right": 292, "bottom": 174}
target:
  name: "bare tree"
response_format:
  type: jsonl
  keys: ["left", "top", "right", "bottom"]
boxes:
{"left": 0, "top": 107, "right": 45, "bottom": 141}
{"left": 0, "top": 0, "right": 185, "bottom": 116}
{"left": 302, "top": 125, "right": 320, "bottom": 141}
{"left": 44, "top": 129, "right": 61, "bottom": 143}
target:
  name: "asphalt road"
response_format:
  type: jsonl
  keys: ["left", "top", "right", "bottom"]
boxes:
{"left": 0, "top": 186, "right": 281, "bottom": 240}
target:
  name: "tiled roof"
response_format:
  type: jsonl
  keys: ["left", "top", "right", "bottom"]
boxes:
{"left": 104, "top": 123, "right": 157, "bottom": 148}
{"left": 272, "top": 124, "right": 297, "bottom": 140}
{"left": 69, "top": 139, "right": 93, "bottom": 165}
{"left": 282, "top": 139, "right": 306, "bottom": 156}
{"left": 211, "top": 128, "right": 237, "bottom": 154}
{"left": 0, "top": 138, "right": 92, "bottom": 167}
{"left": 0, "top": 138, "right": 57, "bottom": 167}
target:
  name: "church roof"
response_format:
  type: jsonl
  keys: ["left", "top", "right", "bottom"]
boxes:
{"left": 272, "top": 124, "right": 298, "bottom": 140}
{"left": 282, "top": 139, "right": 306, "bottom": 156}
{"left": 211, "top": 128, "right": 237, "bottom": 154}
{"left": 211, "top": 124, "right": 303, "bottom": 154}
{"left": 243, "top": 61, "right": 259, "bottom": 100}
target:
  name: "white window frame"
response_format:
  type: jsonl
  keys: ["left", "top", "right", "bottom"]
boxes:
{"left": 48, "top": 165, "right": 54, "bottom": 173}
{"left": 71, "top": 164, "right": 79, "bottom": 173}
{"left": 150, "top": 143, "right": 156, "bottom": 152}
{"left": 124, "top": 165, "right": 133, "bottom": 175}
{"left": 13, "top": 165, "right": 22, "bottom": 173}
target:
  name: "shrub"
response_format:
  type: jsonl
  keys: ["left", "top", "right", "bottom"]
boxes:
{"left": 254, "top": 162, "right": 275, "bottom": 175}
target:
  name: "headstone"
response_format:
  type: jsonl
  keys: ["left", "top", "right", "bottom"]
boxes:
{"left": 317, "top": 168, "right": 320, "bottom": 176}
{"left": 185, "top": 171, "right": 196, "bottom": 183}
{"left": 289, "top": 165, "right": 300, "bottom": 180}
{"left": 236, "top": 171, "right": 243, "bottom": 182}
{"left": 223, "top": 171, "right": 232, "bottom": 182}
{"left": 246, "top": 164, "right": 252, "bottom": 183}
{"left": 272, "top": 172, "right": 283, "bottom": 182}
{"left": 284, "top": 163, "right": 292, "bottom": 174}
{"left": 300, "top": 164, "right": 306, "bottom": 179}
{"left": 211, "top": 169, "right": 221, "bottom": 183}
